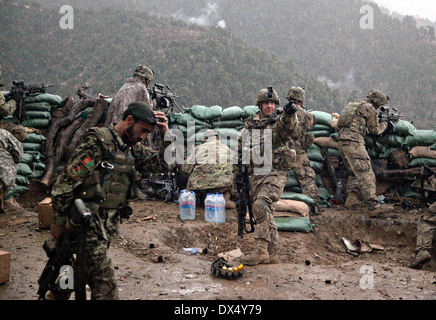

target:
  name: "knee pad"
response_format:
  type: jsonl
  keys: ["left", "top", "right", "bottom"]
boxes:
{"left": 252, "top": 198, "right": 271, "bottom": 224}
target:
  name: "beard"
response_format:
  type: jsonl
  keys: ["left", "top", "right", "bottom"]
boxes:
{"left": 122, "top": 124, "right": 141, "bottom": 146}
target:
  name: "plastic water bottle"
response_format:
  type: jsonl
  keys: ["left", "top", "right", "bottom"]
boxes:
{"left": 181, "top": 247, "right": 200, "bottom": 255}
{"left": 187, "top": 191, "right": 196, "bottom": 220}
{"left": 215, "top": 194, "right": 226, "bottom": 223}
{"left": 205, "top": 193, "right": 215, "bottom": 223}
{"left": 179, "top": 190, "right": 188, "bottom": 220}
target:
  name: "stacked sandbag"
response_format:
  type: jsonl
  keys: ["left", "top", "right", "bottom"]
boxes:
{"left": 405, "top": 129, "right": 436, "bottom": 167}
{"left": 21, "top": 93, "right": 63, "bottom": 129}
{"left": 21, "top": 133, "right": 47, "bottom": 179}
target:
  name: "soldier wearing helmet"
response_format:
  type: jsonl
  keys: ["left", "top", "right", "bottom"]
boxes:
{"left": 337, "top": 89, "right": 394, "bottom": 218}
{"left": 236, "top": 87, "right": 299, "bottom": 266}
{"left": 104, "top": 64, "right": 155, "bottom": 127}
{"left": 285, "top": 86, "right": 320, "bottom": 205}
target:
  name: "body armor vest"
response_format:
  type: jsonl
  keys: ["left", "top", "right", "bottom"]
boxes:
{"left": 74, "top": 127, "right": 136, "bottom": 209}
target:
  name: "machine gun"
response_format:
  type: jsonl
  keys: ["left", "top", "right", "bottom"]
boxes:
{"left": 378, "top": 106, "right": 403, "bottom": 125}
{"left": 37, "top": 199, "right": 93, "bottom": 300}
{"left": 5, "top": 80, "right": 53, "bottom": 121}
{"left": 148, "top": 83, "right": 184, "bottom": 116}
{"left": 234, "top": 165, "right": 256, "bottom": 238}
{"left": 143, "top": 171, "right": 180, "bottom": 203}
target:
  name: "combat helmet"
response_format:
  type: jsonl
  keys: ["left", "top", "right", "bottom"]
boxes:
{"left": 367, "top": 89, "right": 390, "bottom": 108}
{"left": 133, "top": 65, "right": 154, "bottom": 83}
{"left": 256, "top": 86, "right": 280, "bottom": 107}
{"left": 286, "top": 86, "right": 306, "bottom": 103}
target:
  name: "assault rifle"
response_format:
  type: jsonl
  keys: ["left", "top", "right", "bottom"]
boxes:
{"left": 37, "top": 199, "right": 93, "bottom": 300}
{"left": 5, "top": 80, "right": 53, "bottom": 121}
{"left": 148, "top": 83, "right": 184, "bottom": 116}
{"left": 378, "top": 106, "right": 403, "bottom": 124}
{"left": 235, "top": 165, "right": 256, "bottom": 237}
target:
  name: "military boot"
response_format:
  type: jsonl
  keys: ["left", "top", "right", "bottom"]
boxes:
{"left": 344, "top": 192, "right": 360, "bottom": 209}
{"left": 409, "top": 251, "right": 431, "bottom": 270}
{"left": 267, "top": 243, "right": 280, "bottom": 264}
{"left": 240, "top": 239, "right": 270, "bottom": 266}
{"left": 368, "top": 202, "right": 394, "bottom": 218}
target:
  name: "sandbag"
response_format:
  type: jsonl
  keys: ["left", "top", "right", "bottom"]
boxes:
{"left": 25, "top": 111, "right": 51, "bottom": 119}
{"left": 281, "top": 193, "right": 317, "bottom": 208}
{"left": 378, "top": 147, "right": 402, "bottom": 159}
{"left": 16, "top": 174, "right": 29, "bottom": 185}
{"left": 409, "top": 146, "right": 436, "bottom": 160}
{"left": 20, "top": 153, "right": 34, "bottom": 165}
{"left": 17, "top": 163, "right": 34, "bottom": 176}
{"left": 190, "top": 105, "right": 223, "bottom": 121}
{"left": 23, "top": 133, "right": 47, "bottom": 144}
{"left": 220, "top": 106, "right": 244, "bottom": 121}
{"left": 310, "top": 161, "right": 324, "bottom": 173}
{"left": 431, "top": 143, "right": 436, "bottom": 151}
{"left": 391, "top": 120, "right": 416, "bottom": 137}
{"left": 274, "top": 217, "right": 316, "bottom": 233}
{"left": 172, "top": 113, "right": 210, "bottom": 127}
{"left": 307, "top": 145, "right": 324, "bottom": 163}
{"left": 170, "top": 124, "right": 187, "bottom": 134}
{"left": 285, "top": 175, "right": 301, "bottom": 189}
{"left": 311, "top": 130, "right": 333, "bottom": 138}
{"left": 274, "top": 199, "right": 309, "bottom": 217}
{"left": 29, "top": 170, "right": 45, "bottom": 179}
{"left": 409, "top": 158, "right": 436, "bottom": 167}
{"left": 310, "top": 111, "right": 333, "bottom": 127}
{"left": 241, "top": 105, "right": 259, "bottom": 119}
{"left": 312, "top": 124, "right": 333, "bottom": 132}
{"left": 24, "top": 102, "right": 52, "bottom": 112}
{"left": 376, "top": 135, "right": 405, "bottom": 148}
{"left": 22, "top": 142, "right": 42, "bottom": 152}
{"left": 25, "top": 93, "right": 62, "bottom": 106}
{"left": 314, "top": 137, "right": 339, "bottom": 149}
{"left": 212, "top": 119, "right": 245, "bottom": 129}
{"left": 215, "top": 128, "right": 241, "bottom": 140}
{"left": 404, "top": 130, "right": 436, "bottom": 147}
{"left": 328, "top": 148, "right": 341, "bottom": 157}
{"left": 21, "top": 118, "right": 50, "bottom": 129}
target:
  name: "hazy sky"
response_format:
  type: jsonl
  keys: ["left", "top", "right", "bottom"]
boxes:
{"left": 372, "top": 0, "right": 436, "bottom": 21}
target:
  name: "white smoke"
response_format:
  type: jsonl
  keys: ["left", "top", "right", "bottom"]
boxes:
{"left": 318, "top": 70, "right": 356, "bottom": 92}
{"left": 172, "top": 2, "right": 226, "bottom": 28}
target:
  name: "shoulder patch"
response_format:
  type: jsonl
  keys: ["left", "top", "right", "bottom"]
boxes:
{"left": 66, "top": 154, "right": 97, "bottom": 180}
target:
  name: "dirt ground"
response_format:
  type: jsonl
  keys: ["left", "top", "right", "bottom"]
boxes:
{"left": 0, "top": 182, "right": 435, "bottom": 301}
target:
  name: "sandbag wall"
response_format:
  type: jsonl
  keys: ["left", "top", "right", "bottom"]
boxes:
{"left": 3, "top": 93, "right": 62, "bottom": 198}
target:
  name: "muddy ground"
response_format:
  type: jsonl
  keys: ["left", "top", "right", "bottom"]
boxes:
{"left": 0, "top": 183, "right": 435, "bottom": 301}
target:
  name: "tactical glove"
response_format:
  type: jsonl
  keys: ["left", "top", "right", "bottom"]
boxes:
{"left": 283, "top": 102, "right": 298, "bottom": 115}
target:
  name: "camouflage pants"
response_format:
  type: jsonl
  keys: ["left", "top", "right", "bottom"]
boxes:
{"left": 83, "top": 208, "right": 119, "bottom": 300}
{"left": 415, "top": 202, "right": 436, "bottom": 253}
{"left": 250, "top": 170, "right": 287, "bottom": 244}
{"left": 293, "top": 152, "right": 319, "bottom": 201}
{"left": 338, "top": 140, "right": 378, "bottom": 205}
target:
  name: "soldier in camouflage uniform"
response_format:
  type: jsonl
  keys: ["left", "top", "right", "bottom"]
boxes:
{"left": 180, "top": 129, "right": 236, "bottom": 208}
{"left": 0, "top": 64, "right": 27, "bottom": 142}
{"left": 337, "top": 90, "right": 394, "bottom": 217}
{"left": 50, "top": 102, "right": 172, "bottom": 300}
{"left": 235, "top": 87, "right": 298, "bottom": 266}
{"left": 0, "top": 129, "right": 23, "bottom": 213}
{"left": 104, "top": 65, "right": 155, "bottom": 126}
{"left": 285, "top": 86, "right": 319, "bottom": 203}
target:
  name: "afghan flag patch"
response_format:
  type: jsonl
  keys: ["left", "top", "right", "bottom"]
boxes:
{"left": 80, "top": 155, "right": 95, "bottom": 170}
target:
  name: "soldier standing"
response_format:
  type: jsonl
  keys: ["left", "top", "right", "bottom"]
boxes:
{"left": 49, "top": 102, "right": 172, "bottom": 299}
{"left": 236, "top": 87, "right": 298, "bottom": 266}
{"left": 0, "top": 129, "right": 23, "bottom": 213}
{"left": 337, "top": 90, "right": 394, "bottom": 216}
{"left": 180, "top": 129, "right": 236, "bottom": 209}
{"left": 0, "top": 64, "right": 27, "bottom": 142}
{"left": 285, "top": 86, "right": 319, "bottom": 204}
{"left": 104, "top": 65, "right": 155, "bottom": 126}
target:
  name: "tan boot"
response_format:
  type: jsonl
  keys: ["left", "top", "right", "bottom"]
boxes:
{"left": 344, "top": 192, "right": 360, "bottom": 209}
{"left": 240, "top": 239, "right": 270, "bottom": 266}
{"left": 410, "top": 251, "right": 431, "bottom": 270}
{"left": 267, "top": 243, "right": 280, "bottom": 264}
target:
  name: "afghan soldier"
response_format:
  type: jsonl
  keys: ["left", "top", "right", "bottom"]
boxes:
{"left": 49, "top": 102, "right": 172, "bottom": 300}
{"left": 104, "top": 65, "right": 154, "bottom": 126}
{"left": 0, "top": 64, "right": 27, "bottom": 142}
{"left": 337, "top": 90, "right": 394, "bottom": 216}
{"left": 286, "top": 86, "right": 319, "bottom": 204}
{"left": 0, "top": 129, "right": 23, "bottom": 213}
{"left": 180, "top": 129, "right": 236, "bottom": 209}
{"left": 236, "top": 87, "right": 298, "bottom": 266}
